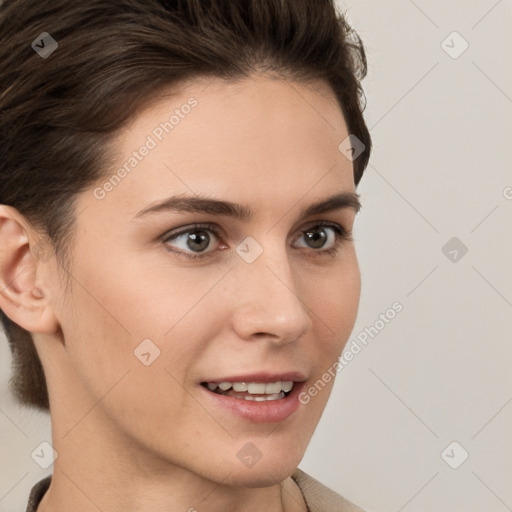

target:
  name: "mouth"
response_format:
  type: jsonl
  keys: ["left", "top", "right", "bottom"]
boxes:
{"left": 200, "top": 380, "right": 295, "bottom": 401}
{"left": 199, "top": 373, "right": 307, "bottom": 423}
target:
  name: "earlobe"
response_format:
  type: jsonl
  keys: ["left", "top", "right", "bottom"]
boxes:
{"left": 0, "top": 205, "right": 59, "bottom": 334}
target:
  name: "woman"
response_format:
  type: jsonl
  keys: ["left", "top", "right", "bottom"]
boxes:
{"left": 0, "top": 0, "right": 372, "bottom": 510}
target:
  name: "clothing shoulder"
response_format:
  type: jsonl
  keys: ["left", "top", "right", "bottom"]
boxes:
{"left": 291, "top": 468, "right": 366, "bottom": 512}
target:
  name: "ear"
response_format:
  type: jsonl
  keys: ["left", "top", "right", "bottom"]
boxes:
{"left": 0, "top": 205, "right": 60, "bottom": 334}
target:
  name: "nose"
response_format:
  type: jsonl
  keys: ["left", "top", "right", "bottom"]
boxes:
{"left": 229, "top": 241, "right": 314, "bottom": 345}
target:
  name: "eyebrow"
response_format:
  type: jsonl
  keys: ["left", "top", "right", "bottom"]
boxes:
{"left": 132, "top": 191, "right": 361, "bottom": 221}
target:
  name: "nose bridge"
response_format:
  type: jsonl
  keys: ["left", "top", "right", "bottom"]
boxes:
{"left": 230, "top": 234, "right": 313, "bottom": 342}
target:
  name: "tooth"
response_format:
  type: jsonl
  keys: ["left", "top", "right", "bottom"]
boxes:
{"left": 282, "top": 381, "right": 294, "bottom": 392}
{"left": 222, "top": 391, "right": 287, "bottom": 401}
{"left": 265, "top": 382, "right": 282, "bottom": 394}
{"left": 233, "top": 382, "right": 248, "bottom": 392}
{"left": 207, "top": 383, "right": 218, "bottom": 391}
{"left": 248, "top": 382, "right": 266, "bottom": 394}
{"left": 218, "top": 382, "right": 232, "bottom": 391}
{"left": 266, "top": 392, "right": 285, "bottom": 401}
{"left": 248, "top": 392, "right": 284, "bottom": 401}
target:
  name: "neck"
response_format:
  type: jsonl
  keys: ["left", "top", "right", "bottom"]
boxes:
{"left": 37, "top": 474, "right": 291, "bottom": 512}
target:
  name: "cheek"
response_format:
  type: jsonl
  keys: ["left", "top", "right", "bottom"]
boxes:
{"left": 60, "top": 247, "right": 211, "bottom": 395}
{"left": 56, "top": 255, "right": 160, "bottom": 399}
{"left": 57, "top": 266, "right": 198, "bottom": 442}
{"left": 300, "top": 257, "right": 360, "bottom": 417}
{"left": 312, "top": 254, "right": 361, "bottom": 355}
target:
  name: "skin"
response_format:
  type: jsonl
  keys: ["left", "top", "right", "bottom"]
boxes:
{"left": 0, "top": 73, "right": 361, "bottom": 512}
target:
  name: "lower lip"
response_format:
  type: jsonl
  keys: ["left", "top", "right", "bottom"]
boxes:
{"left": 200, "top": 382, "right": 305, "bottom": 423}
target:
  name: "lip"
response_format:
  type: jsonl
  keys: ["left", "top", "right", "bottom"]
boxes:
{"left": 199, "top": 376, "right": 307, "bottom": 424}
{"left": 200, "top": 371, "right": 307, "bottom": 384}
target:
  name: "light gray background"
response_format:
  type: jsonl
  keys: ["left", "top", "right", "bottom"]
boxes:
{"left": 1, "top": 1, "right": 511, "bottom": 511}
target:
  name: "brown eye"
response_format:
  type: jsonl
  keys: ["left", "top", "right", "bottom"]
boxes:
{"left": 302, "top": 227, "right": 330, "bottom": 249}
{"left": 163, "top": 223, "right": 222, "bottom": 259}
{"left": 294, "top": 222, "right": 349, "bottom": 252}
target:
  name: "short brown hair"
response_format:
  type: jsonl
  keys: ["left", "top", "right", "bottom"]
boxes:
{"left": 0, "top": 0, "right": 372, "bottom": 411}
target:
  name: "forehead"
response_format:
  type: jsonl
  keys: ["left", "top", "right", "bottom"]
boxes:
{"left": 89, "top": 74, "right": 355, "bottom": 218}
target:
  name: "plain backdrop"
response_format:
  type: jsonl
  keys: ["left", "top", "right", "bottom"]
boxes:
{"left": 1, "top": 1, "right": 511, "bottom": 511}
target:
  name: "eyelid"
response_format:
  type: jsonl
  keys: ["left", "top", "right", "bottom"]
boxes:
{"left": 162, "top": 222, "right": 224, "bottom": 244}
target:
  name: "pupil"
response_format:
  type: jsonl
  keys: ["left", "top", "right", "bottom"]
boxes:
{"left": 188, "top": 231, "right": 209, "bottom": 252}
{"left": 306, "top": 228, "right": 326, "bottom": 249}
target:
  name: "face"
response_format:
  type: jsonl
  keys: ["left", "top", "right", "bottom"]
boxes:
{"left": 39, "top": 73, "right": 361, "bottom": 486}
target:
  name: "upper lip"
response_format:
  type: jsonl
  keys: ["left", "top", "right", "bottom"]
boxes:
{"left": 201, "top": 371, "right": 308, "bottom": 383}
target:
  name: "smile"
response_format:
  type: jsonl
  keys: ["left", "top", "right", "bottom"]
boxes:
{"left": 201, "top": 381, "right": 294, "bottom": 401}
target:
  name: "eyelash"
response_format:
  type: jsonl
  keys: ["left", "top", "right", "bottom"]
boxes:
{"left": 162, "top": 221, "right": 353, "bottom": 261}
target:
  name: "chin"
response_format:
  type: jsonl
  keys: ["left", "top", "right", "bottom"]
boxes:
{"left": 216, "top": 450, "right": 304, "bottom": 488}
{"left": 222, "top": 467, "right": 297, "bottom": 489}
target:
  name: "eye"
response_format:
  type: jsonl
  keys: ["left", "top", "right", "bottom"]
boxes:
{"left": 162, "top": 223, "right": 223, "bottom": 260}
{"left": 293, "top": 221, "right": 353, "bottom": 257}
{"left": 162, "top": 221, "right": 352, "bottom": 260}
